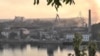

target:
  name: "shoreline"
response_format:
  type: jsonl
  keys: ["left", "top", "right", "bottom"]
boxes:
{"left": 0, "top": 39, "right": 90, "bottom": 45}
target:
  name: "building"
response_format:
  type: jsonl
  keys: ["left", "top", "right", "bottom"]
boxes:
{"left": 1, "top": 29, "right": 20, "bottom": 39}
{"left": 65, "top": 33, "right": 91, "bottom": 42}
{"left": 64, "top": 9, "right": 92, "bottom": 42}
{"left": 14, "top": 16, "right": 24, "bottom": 22}
{"left": 1, "top": 28, "right": 29, "bottom": 39}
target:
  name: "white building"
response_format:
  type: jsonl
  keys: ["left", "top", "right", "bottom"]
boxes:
{"left": 65, "top": 33, "right": 91, "bottom": 42}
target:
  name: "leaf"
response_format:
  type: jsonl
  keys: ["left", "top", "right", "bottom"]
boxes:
{"left": 37, "top": 0, "right": 39, "bottom": 4}
{"left": 47, "top": 0, "right": 53, "bottom": 5}
{"left": 52, "top": 2, "right": 55, "bottom": 6}
{"left": 66, "top": 0, "right": 70, "bottom": 4}
{"left": 47, "top": 0, "right": 49, "bottom": 2}
{"left": 33, "top": 0, "right": 36, "bottom": 5}
{"left": 70, "top": 0, "right": 73, "bottom": 5}
{"left": 73, "top": 0, "right": 75, "bottom": 4}
{"left": 57, "top": 0, "right": 62, "bottom": 6}
{"left": 33, "top": 0, "right": 75, "bottom": 11}
{"left": 70, "top": 0, "right": 75, "bottom": 5}
{"left": 63, "top": 0, "right": 66, "bottom": 3}
{"left": 55, "top": 5, "right": 58, "bottom": 11}
{"left": 58, "top": 2, "right": 62, "bottom": 6}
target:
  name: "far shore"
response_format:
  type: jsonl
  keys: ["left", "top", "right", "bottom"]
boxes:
{"left": 0, "top": 39, "right": 93, "bottom": 45}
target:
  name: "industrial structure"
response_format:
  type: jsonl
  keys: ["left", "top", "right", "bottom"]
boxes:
{"left": 0, "top": 9, "right": 92, "bottom": 43}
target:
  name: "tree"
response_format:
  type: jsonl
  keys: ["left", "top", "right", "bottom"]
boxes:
{"left": 33, "top": 0, "right": 75, "bottom": 11}
{"left": 73, "top": 33, "right": 82, "bottom": 56}
{"left": 73, "top": 33, "right": 97, "bottom": 56}
{"left": 88, "top": 41, "right": 97, "bottom": 56}
{"left": 81, "top": 47, "right": 87, "bottom": 56}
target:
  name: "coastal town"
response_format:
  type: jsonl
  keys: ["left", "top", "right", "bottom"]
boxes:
{"left": 0, "top": 10, "right": 92, "bottom": 44}
{"left": 1, "top": 0, "right": 100, "bottom": 56}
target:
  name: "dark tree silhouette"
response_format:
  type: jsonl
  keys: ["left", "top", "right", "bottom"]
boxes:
{"left": 73, "top": 33, "right": 82, "bottom": 56}
{"left": 88, "top": 41, "right": 97, "bottom": 56}
{"left": 33, "top": 0, "right": 75, "bottom": 11}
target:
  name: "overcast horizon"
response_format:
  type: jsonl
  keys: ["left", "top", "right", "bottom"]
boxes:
{"left": 0, "top": 0, "right": 100, "bottom": 23}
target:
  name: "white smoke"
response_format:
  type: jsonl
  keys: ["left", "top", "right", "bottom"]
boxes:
{"left": 87, "top": 0, "right": 99, "bottom": 23}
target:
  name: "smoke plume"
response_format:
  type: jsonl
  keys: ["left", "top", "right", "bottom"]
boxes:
{"left": 87, "top": 0, "right": 99, "bottom": 23}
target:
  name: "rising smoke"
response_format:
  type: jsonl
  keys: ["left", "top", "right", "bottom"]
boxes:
{"left": 87, "top": 0, "right": 99, "bottom": 23}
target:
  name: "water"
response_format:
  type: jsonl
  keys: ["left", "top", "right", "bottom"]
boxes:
{"left": 0, "top": 44, "right": 100, "bottom": 56}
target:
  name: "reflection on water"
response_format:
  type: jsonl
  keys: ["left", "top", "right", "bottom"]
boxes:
{"left": 0, "top": 44, "right": 100, "bottom": 56}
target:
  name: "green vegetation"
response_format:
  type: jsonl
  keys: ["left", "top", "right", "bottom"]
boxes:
{"left": 33, "top": 0, "right": 75, "bottom": 11}
{"left": 71, "top": 33, "right": 97, "bottom": 56}
{"left": 88, "top": 41, "right": 97, "bottom": 56}
{"left": 73, "top": 33, "right": 82, "bottom": 56}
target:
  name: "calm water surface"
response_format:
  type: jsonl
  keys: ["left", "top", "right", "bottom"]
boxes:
{"left": 0, "top": 44, "right": 100, "bottom": 56}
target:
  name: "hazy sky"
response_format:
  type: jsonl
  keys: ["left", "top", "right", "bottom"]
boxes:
{"left": 0, "top": 0, "right": 100, "bottom": 22}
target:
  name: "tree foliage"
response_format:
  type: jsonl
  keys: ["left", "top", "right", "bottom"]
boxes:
{"left": 88, "top": 41, "right": 97, "bottom": 56}
{"left": 33, "top": 0, "right": 75, "bottom": 11}
{"left": 73, "top": 33, "right": 97, "bottom": 56}
{"left": 73, "top": 33, "right": 82, "bottom": 56}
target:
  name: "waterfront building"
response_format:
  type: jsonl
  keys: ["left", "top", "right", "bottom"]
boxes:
{"left": 1, "top": 29, "right": 20, "bottom": 39}
{"left": 1, "top": 28, "right": 29, "bottom": 39}
{"left": 65, "top": 33, "right": 90, "bottom": 42}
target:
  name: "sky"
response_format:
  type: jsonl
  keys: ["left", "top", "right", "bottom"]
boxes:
{"left": 0, "top": 0, "right": 100, "bottom": 23}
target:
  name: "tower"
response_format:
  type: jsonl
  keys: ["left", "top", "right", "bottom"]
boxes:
{"left": 88, "top": 9, "right": 91, "bottom": 33}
